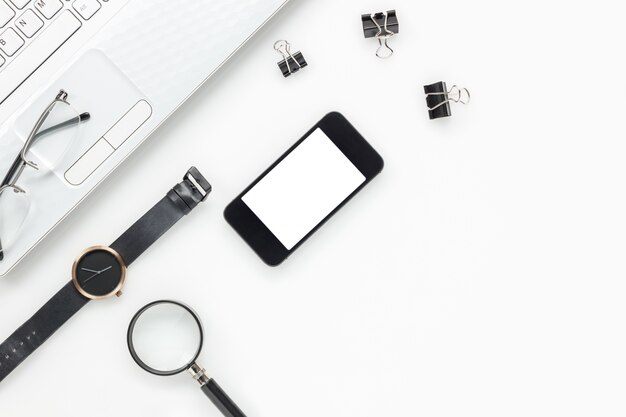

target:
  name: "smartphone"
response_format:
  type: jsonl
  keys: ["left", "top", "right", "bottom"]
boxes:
{"left": 224, "top": 112, "right": 384, "bottom": 266}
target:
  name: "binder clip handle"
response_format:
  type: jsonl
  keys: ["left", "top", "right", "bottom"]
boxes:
{"left": 424, "top": 82, "right": 471, "bottom": 120}
{"left": 362, "top": 10, "right": 399, "bottom": 59}
{"left": 426, "top": 85, "right": 471, "bottom": 111}
{"left": 274, "top": 40, "right": 307, "bottom": 77}
{"left": 371, "top": 12, "right": 394, "bottom": 59}
{"left": 274, "top": 40, "right": 292, "bottom": 59}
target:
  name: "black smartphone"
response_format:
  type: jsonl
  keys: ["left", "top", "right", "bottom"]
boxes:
{"left": 224, "top": 112, "right": 384, "bottom": 266}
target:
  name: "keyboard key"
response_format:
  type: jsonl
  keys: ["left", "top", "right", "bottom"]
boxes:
{"left": 15, "top": 9, "right": 43, "bottom": 38}
{"left": 0, "top": 28, "right": 24, "bottom": 56}
{"left": 0, "top": 11, "right": 81, "bottom": 104}
{"left": 72, "top": 0, "right": 100, "bottom": 20}
{"left": 9, "top": 0, "right": 29, "bottom": 9}
{"left": 34, "top": 0, "right": 63, "bottom": 20}
{"left": 0, "top": 1, "right": 15, "bottom": 28}
{"left": 0, "top": 55, "right": 5, "bottom": 67}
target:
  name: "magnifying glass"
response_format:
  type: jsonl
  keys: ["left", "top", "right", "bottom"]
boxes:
{"left": 127, "top": 300, "right": 248, "bottom": 417}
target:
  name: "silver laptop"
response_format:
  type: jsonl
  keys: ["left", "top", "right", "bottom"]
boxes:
{"left": 0, "top": 0, "right": 290, "bottom": 276}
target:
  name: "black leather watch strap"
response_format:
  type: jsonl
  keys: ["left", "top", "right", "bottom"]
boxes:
{"left": 0, "top": 167, "right": 211, "bottom": 384}
{"left": 111, "top": 167, "right": 211, "bottom": 266}
{"left": 0, "top": 282, "right": 89, "bottom": 383}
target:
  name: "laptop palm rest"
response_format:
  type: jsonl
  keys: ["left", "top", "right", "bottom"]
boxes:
{"left": 13, "top": 49, "right": 151, "bottom": 186}
{"left": 0, "top": 50, "right": 150, "bottom": 276}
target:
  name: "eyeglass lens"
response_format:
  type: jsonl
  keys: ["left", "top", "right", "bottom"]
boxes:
{"left": 0, "top": 92, "right": 85, "bottom": 259}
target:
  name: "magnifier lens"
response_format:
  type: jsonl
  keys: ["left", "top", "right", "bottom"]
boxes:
{"left": 130, "top": 302, "right": 202, "bottom": 374}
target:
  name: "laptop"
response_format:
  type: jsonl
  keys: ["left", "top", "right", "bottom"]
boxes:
{"left": 0, "top": 0, "right": 291, "bottom": 277}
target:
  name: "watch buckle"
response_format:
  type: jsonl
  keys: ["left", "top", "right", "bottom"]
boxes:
{"left": 184, "top": 166, "right": 212, "bottom": 202}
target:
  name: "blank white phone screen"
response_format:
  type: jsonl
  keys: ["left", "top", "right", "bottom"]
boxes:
{"left": 242, "top": 128, "right": 366, "bottom": 250}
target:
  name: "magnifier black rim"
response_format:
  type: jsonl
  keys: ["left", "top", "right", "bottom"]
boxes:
{"left": 127, "top": 299, "right": 204, "bottom": 377}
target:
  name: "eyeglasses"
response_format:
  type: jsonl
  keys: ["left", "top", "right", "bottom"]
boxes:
{"left": 0, "top": 90, "right": 90, "bottom": 261}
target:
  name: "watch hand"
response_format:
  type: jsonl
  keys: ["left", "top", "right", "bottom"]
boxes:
{"left": 82, "top": 271, "right": 100, "bottom": 285}
{"left": 82, "top": 266, "right": 113, "bottom": 285}
{"left": 81, "top": 268, "right": 99, "bottom": 273}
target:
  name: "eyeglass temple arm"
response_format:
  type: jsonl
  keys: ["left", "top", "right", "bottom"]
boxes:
{"left": 0, "top": 112, "right": 89, "bottom": 262}
{"left": 1, "top": 112, "right": 90, "bottom": 189}
{"left": 34, "top": 111, "right": 90, "bottom": 139}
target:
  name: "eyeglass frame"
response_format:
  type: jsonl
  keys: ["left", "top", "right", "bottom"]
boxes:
{"left": 0, "top": 89, "right": 90, "bottom": 260}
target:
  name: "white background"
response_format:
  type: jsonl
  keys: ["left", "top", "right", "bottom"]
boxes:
{"left": 1, "top": 0, "right": 626, "bottom": 416}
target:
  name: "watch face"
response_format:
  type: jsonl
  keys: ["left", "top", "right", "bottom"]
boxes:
{"left": 73, "top": 247, "right": 125, "bottom": 298}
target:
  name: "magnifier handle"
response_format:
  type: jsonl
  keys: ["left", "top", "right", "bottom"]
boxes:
{"left": 201, "top": 378, "right": 248, "bottom": 417}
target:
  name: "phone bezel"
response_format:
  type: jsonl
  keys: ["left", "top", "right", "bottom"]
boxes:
{"left": 224, "top": 112, "right": 384, "bottom": 266}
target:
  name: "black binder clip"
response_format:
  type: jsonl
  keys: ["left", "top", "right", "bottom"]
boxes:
{"left": 361, "top": 10, "right": 399, "bottom": 59}
{"left": 274, "top": 40, "right": 307, "bottom": 78}
{"left": 424, "top": 82, "right": 471, "bottom": 120}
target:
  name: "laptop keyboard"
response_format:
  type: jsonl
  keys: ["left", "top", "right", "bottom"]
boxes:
{"left": 0, "top": 0, "right": 105, "bottom": 105}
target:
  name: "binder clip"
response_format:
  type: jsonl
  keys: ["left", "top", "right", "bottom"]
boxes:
{"left": 274, "top": 40, "right": 307, "bottom": 78}
{"left": 423, "top": 82, "right": 471, "bottom": 120}
{"left": 361, "top": 10, "right": 399, "bottom": 59}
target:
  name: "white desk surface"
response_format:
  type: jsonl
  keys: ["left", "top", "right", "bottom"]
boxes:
{"left": 1, "top": 0, "right": 625, "bottom": 415}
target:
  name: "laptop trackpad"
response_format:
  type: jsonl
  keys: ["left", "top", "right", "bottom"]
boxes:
{"left": 13, "top": 49, "right": 151, "bottom": 186}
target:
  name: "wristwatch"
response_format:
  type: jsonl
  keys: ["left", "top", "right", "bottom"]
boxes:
{"left": 0, "top": 167, "right": 212, "bottom": 383}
